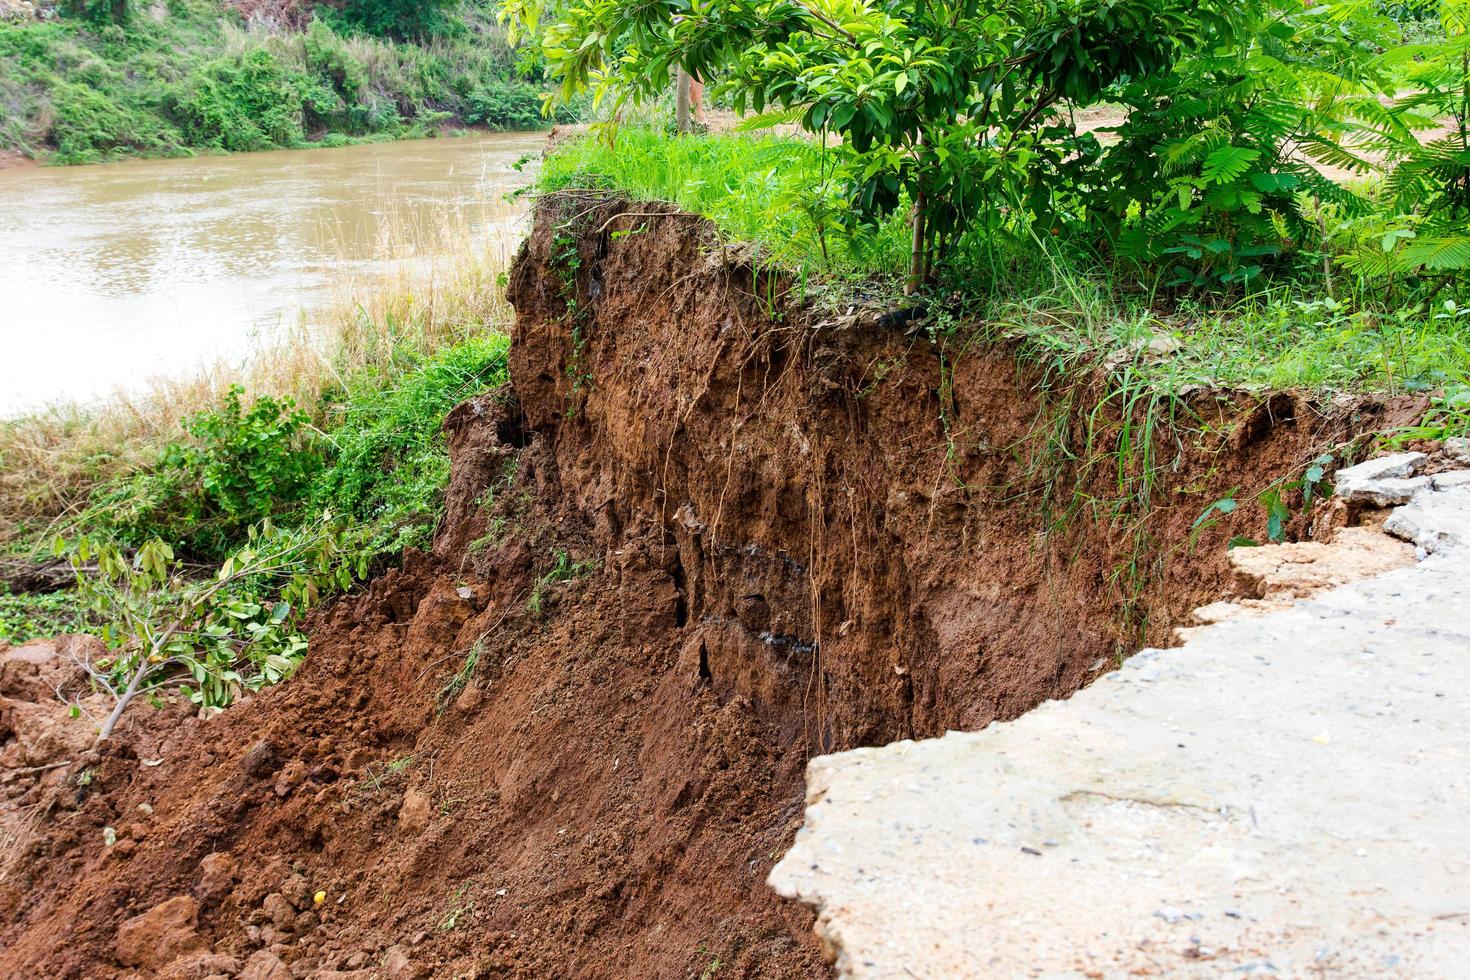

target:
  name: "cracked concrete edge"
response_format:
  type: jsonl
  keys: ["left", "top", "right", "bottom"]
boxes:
{"left": 768, "top": 469, "right": 1470, "bottom": 979}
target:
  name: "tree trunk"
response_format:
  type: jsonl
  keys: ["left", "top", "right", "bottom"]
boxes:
{"left": 906, "top": 192, "right": 926, "bottom": 295}
{"left": 98, "top": 657, "right": 150, "bottom": 741}
{"left": 675, "top": 68, "right": 692, "bottom": 135}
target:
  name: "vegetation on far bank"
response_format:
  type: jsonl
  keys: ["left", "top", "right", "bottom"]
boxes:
{"left": 0, "top": 0, "right": 581, "bottom": 163}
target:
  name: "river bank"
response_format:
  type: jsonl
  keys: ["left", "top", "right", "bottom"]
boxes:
{"left": 0, "top": 1, "right": 580, "bottom": 165}
{"left": 0, "top": 189, "right": 1460, "bottom": 978}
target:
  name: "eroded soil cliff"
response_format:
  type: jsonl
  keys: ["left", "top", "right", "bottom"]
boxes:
{"left": 0, "top": 196, "right": 1425, "bottom": 979}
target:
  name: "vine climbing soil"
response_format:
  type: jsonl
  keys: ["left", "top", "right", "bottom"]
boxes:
{"left": 0, "top": 195, "right": 1430, "bottom": 979}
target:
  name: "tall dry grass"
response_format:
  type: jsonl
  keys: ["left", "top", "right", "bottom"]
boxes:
{"left": 0, "top": 219, "right": 518, "bottom": 555}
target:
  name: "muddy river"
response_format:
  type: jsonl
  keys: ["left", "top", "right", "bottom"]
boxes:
{"left": 0, "top": 133, "right": 544, "bottom": 415}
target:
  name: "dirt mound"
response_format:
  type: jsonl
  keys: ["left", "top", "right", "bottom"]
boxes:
{"left": 0, "top": 195, "right": 1425, "bottom": 978}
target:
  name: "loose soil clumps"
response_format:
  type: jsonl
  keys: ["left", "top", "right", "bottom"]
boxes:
{"left": 0, "top": 195, "right": 1425, "bottom": 978}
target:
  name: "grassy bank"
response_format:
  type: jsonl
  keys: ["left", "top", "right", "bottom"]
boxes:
{"left": 0, "top": 0, "right": 580, "bottom": 163}
{"left": 544, "top": 126, "right": 1470, "bottom": 436}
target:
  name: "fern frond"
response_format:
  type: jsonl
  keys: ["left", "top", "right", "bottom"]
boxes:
{"left": 733, "top": 106, "right": 808, "bottom": 132}
{"left": 1202, "top": 146, "right": 1261, "bottom": 185}
{"left": 1298, "top": 135, "right": 1376, "bottom": 174}
{"left": 1398, "top": 236, "right": 1470, "bottom": 271}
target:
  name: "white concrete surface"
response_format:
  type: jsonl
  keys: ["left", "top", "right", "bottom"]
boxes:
{"left": 770, "top": 475, "right": 1470, "bottom": 979}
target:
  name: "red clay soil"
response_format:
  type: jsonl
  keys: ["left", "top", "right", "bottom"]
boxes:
{"left": 0, "top": 195, "right": 1428, "bottom": 979}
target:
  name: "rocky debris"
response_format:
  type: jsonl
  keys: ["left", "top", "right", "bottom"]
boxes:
{"left": 1102, "top": 331, "right": 1182, "bottom": 370}
{"left": 262, "top": 892, "right": 296, "bottom": 931}
{"left": 272, "top": 759, "right": 307, "bottom": 797}
{"left": 382, "top": 945, "right": 422, "bottom": 979}
{"left": 1333, "top": 451, "right": 1431, "bottom": 505}
{"left": 239, "top": 949, "right": 292, "bottom": 980}
{"left": 238, "top": 740, "right": 280, "bottom": 779}
{"left": 1173, "top": 524, "right": 1413, "bottom": 643}
{"left": 156, "top": 952, "right": 241, "bottom": 979}
{"left": 194, "top": 852, "right": 237, "bottom": 907}
{"left": 397, "top": 788, "right": 431, "bottom": 834}
{"left": 1229, "top": 524, "right": 1412, "bottom": 600}
{"left": 1432, "top": 469, "right": 1470, "bottom": 490}
{"left": 1337, "top": 450, "right": 1427, "bottom": 482}
{"left": 1174, "top": 455, "right": 1470, "bottom": 643}
{"left": 280, "top": 872, "right": 311, "bottom": 910}
{"left": 1445, "top": 437, "right": 1470, "bottom": 465}
{"left": 1, "top": 698, "right": 95, "bottom": 768}
{"left": 114, "top": 896, "right": 205, "bottom": 970}
{"left": 771, "top": 461, "right": 1470, "bottom": 978}
{"left": 0, "top": 0, "right": 37, "bottom": 23}
{"left": 1386, "top": 485, "right": 1470, "bottom": 556}
{"left": 0, "top": 635, "right": 96, "bottom": 702}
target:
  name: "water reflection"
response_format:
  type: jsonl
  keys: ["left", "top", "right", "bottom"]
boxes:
{"left": 0, "top": 133, "right": 544, "bottom": 414}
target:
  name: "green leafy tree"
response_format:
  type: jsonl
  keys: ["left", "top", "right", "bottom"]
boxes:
{"left": 505, "top": 0, "right": 1258, "bottom": 290}
{"left": 332, "top": 0, "right": 462, "bottom": 40}
{"left": 60, "top": 0, "right": 128, "bottom": 25}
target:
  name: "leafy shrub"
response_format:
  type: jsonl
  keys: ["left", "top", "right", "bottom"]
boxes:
{"left": 170, "top": 48, "right": 317, "bottom": 150}
{"left": 311, "top": 333, "right": 511, "bottom": 558}
{"left": 464, "top": 80, "right": 543, "bottom": 130}
{"left": 59, "top": 0, "right": 129, "bottom": 26}
{"left": 328, "top": 0, "right": 460, "bottom": 41}
{"left": 49, "top": 80, "right": 176, "bottom": 161}
{"left": 93, "top": 387, "right": 317, "bottom": 559}
{"left": 82, "top": 335, "right": 509, "bottom": 565}
{"left": 299, "top": 19, "right": 381, "bottom": 133}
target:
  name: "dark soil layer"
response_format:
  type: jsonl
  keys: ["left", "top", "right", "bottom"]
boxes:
{"left": 0, "top": 195, "right": 1425, "bottom": 979}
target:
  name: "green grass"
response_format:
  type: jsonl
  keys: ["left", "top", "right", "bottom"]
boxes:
{"left": 539, "top": 126, "right": 911, "bottom": 278}
{"left": 0, "top": 2, "right": 577, "bottom": 163}
{"left": 312, "top": 332, "right": 512, "bottom": 558}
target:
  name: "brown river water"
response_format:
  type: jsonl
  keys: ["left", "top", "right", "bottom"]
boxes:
{"left": 0, "top": 132, "right": 545, "bottom": 416}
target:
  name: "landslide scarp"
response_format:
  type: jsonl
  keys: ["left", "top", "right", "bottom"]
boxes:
{"left": 0, "top": 193, "right": 1423, "bottom": 979}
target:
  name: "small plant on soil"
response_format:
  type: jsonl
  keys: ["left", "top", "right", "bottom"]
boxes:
{"left": 438, "top": 881, "right": 475, "bottom": 931}
{"left": 527, "top": 548, "right": 598, "bottom": 618}
{"left": 358, "top": 755, "right": 415, "bottom": 795}
{"left": 695, "top": 945, "right": 724, "bottom": 979}
{"left": 437, "top": 638, "right": 484, "bottom": 712}
{"left": 61, "top": 515, "right": 364, "bottom": 738}
{"left": 1191, "top": 451, "right": 1339, "bottom": 548}
{"left": 551, "top": 220, "right": 596, "bottom": 416}
{"left": 470, "top": 457, "right": 527, "bottom": 553}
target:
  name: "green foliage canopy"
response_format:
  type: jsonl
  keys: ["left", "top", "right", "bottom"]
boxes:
{"left": 508, "top": 0, "right": 1260, "bottom": 276}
